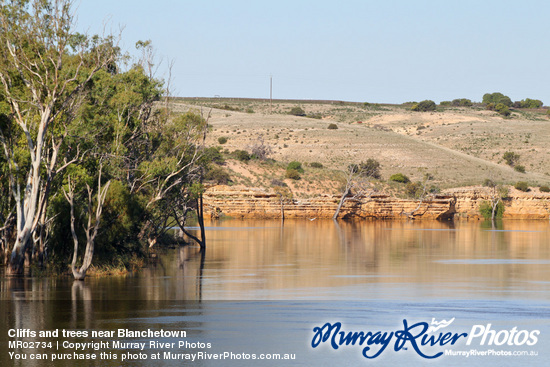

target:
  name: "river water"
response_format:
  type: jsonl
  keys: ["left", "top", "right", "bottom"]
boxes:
{"left": 1, "top": 219, "right": 550, "bottom": 366}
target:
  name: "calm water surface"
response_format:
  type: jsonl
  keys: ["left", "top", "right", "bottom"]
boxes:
{"left": 2, "top": 219, "right": 550, "bottom": 366}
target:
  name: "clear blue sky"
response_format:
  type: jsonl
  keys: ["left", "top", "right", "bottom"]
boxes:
{"left": 76, "top": 0, "right": 550, "bottom": 104}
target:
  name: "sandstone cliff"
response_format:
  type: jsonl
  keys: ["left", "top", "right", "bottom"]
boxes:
{"left": 203, "top": 185, "right": 550, "bottom": 220}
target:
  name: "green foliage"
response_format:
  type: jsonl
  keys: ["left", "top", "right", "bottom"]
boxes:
{"left": 503, "top": 151, "right": 520, "bottom": 166}
{"left": 514, "top": 98, "right": 543, "bottom": 109}
{"left": 439, "top": 101, "right": 451, "bottom": 106}
{"left": 232, "top": 149, "right": 251, "bottom": 162}
{"left": 309, "top": 162, "right": 324, "bottom": 168}
{"left": 390, "top": 173, "right": 410, "bottom": 183}
{"left": 451, "top": 98, "right": 473, "bottom": 107}
{"left": 201, "top": 146, "right": 225, "bottom": 165}
{"left": 479, "top": 200, "right": 504, "bottom": 220}
{"left": 540, "top": 185, "right": 550, "bottom": 193}
{"left": 514, "top": 181, "right": 529, "bottom": 192}
{"left": 514, "top": 165, "right": 525, "bottom": 173}
{"left": 405, "top": 181, "right": 423, "bottom": 198}
{"left": 307, "top": 112, "right": 323, "bottom": 119}
{"left": 495, "top": 103, "right": 511, "bottom": 117}
{"left": 483, "top": 92, "right": 512, "bottom": 107}
{"left": 411, "top": 100, "right": 436, "bottom": 112}
{"left": 204, "top": 165, "right": 231, "bottom": 185}
{"left": 327, "top": 123, "right": 338, "bottom": 130}
{"left": 287, "top": 161, "right": 304, "bottom": 173}
{"left": 289, "top": 106, "right": 306, "bottom": 116}
{"left": 285, "top": 169, "right": 301, "bottom": 180}
{"left": 348, "top": 159, "right": 381, "bottom": 179}
{"left": 218, "top": 136, "right": 228, "bottom": 144}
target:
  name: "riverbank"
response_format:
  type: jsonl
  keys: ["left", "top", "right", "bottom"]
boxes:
{"left": 203, "top": 185, "right": 550, "bottom": 220}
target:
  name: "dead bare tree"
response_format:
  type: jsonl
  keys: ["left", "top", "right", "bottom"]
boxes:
{"left": 400, "top": 174, "right": 434, "bottom": 219}
{"left": 333, "top": 162, "right": 379, "bottom": 220}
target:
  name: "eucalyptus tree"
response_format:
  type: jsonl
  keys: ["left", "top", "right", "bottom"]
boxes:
{"left": 0, "top": 0, "right": 117, "bottom": 274}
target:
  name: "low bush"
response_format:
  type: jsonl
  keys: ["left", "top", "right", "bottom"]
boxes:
{"left": 232, "top": 149, "right": 251, "bottom": 162}
{"left": 287, "top": 161, "right": 304, "bottom": 173}
{"left": 390, "top": 173, "right": 410, "bottom": 183}
{"left": 514, "top": 181, "right": 529, "bottom": 192}
{"left": 218, "top": 136, "right": 228, "bottom": 144}
{"left": 411, "top": 100, "right": 436, "bottom": 112}
{"left": 309, "top": 162, "right": 324, "bottom": 168}
{"left": 328, "top": 123, "right": 338, "bottom": 130}
{"left": 348, "top": 159, "right": 381, "bottom": 179}
{"left": 405, "top": 181, "right": 423, "bottom": 198}
{"left": 514, "top": 165, "right": 526, "bottom": 173}
{"left": 495, "top": 103, "right": 511, "bottom": 117}
{"left": 289, "top": 106, "right": 306, "bottom": 116}
{"left": 452, "top": 98, "right": 473, "bottom": 107}
{"left": 204, "top": 165, "right": 231, "bottom": 184}
{"left": 271, "top": 179, "right": 287, "bottom": 187}
{"left": 503, "top": 151, "right": 520, "bottom": 167}
{"left": 540, "top": 185, "right": 550, "bottom": 193}
{"left": 285, "top": 169, "right": 301, "bottom": 180}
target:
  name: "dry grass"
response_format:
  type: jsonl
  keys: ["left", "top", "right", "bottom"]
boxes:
{"left": 174, "top": 98, "right": 550, "bottom": 191}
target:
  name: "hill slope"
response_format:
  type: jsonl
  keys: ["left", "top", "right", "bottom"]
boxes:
{"left": 173, "top": 98, "right": 550, "bottom": 190}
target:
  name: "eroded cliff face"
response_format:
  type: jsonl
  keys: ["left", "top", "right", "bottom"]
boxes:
{"left": 203, "top": 185, "right": 550, "bottom": 220}
{"left": 445, "top": 187, "right": 550, "bottom": 220}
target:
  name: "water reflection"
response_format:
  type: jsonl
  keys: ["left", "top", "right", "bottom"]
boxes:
{"left": 1, "top": 219, "right": 550, "bottom": 302}
{"left": 2, "top": 220, "right": 550, "bottom": 366}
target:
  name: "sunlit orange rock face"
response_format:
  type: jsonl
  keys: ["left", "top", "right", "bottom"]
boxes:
{"left": 203, "top": 185, "right": 550, "bottom": 220}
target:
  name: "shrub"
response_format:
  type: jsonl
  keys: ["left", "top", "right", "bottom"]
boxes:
{"left": 439, "top": 101, "right": 451, "bottom": 106}
{"left": 232, "top": 149, "right": 251, "bottom": 162}
{"left": 390, "top": 173, "right": 410, "bottom": 183}
{"left": 271, "top": 179, "right": 287, "bottom": 187}
{"left": 451, "top": 98, "right": 473, "bottom": 107}
{"left": 202, "top": 146, "right": 225, "bottom": 165}
{"left": 483, "top": 178, "right": 496, "bottom": 187}
{"left": 479, "top": 200, "right": 504, "bottom": 220}
{"left": 348, "top": 159, "right": 381, "bottom": 179}
{"left": 307, "top": 113, "right": 323, "bottom": 119}
{"left": 514, "top": 165, "right": 525, "bottom": 173}
{"left": 411, "top": 100, "right": 436, "bottom": 112}
{"left": 495, "top": 103, "right": 511, "bottom": 117}
{"left": 289, "top": 106, "right": 306, "bottom": 116}
{"left": 514, "top": 181, "right": 529, "bottom": 192}
{"left": 405, "top": 181, "right": 423, "bottom": 198}
{"left": 285, "top": 169, "right": 301, "bottom": 180}
{"left": 309, "top": 162, "right": 324, "bottom": 168}
{"left": 217, "top": 136, "right": 228, "bottom": 144}
{"left": 287, "top": 161, "right": 304, "bottom": 173}
{"left": 204, "top": 165, "right": 231, "bottom": 184}
{"left": 503, "top": 151, "right": 520, "bottom": 166}
{"left": 248, "top": 138, "right": 273, "bottom": 160}
{"left": 515, "top": 98, "right": 543, "bottom": 109}
{"left": 327, "top": 123, "right": 338, "bottom": 130}
{"left": 483, "top": 92, "right": 512, "bottom": 107}
{"left": 540, "top": 185, "right": 550, "bottom": 193}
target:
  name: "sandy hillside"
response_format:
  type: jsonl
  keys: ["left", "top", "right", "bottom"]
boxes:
{"left": 172, "top": 98, "right": 550, "bottom": 190}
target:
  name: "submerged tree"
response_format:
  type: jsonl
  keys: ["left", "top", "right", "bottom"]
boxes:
{"left": 0, "top": 0, "right": 117, "bottom": 274}
{"left": 63, "top": 168, "right": 111, "bottom": 280}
